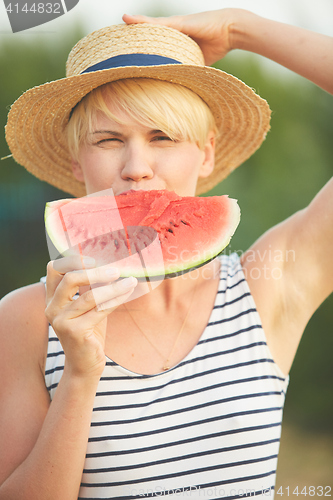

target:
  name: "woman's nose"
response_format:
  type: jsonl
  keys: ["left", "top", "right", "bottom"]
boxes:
{"left": 121, "top": 145, "right": 154, "bottom": 182}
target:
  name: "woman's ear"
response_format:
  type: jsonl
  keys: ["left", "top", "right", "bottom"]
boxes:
{"left": 198, "top": 130, "right": 215, "bottom": 179}
{"left": 71, "top": 158, "right": 85, "bottom": 183}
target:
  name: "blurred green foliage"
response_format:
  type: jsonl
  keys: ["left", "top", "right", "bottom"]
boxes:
{"left": 0, "top": 32, "right": 332, "bottom": 431}
{"left": 0, "top": 30, "right": 83, "bottom": 293}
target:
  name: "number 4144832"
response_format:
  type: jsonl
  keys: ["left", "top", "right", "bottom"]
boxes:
{"left": 5, "top": 3, "right": 61, "bottom": 14}
{"left": 276, "top": 486, "right": 331, "bottom": 496}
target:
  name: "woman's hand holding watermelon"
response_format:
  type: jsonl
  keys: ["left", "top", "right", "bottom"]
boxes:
{"left": 45, "top": 257, "right": 137, "bottom": 379}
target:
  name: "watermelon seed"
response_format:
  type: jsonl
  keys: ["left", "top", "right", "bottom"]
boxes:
{"left": 114, "top": 239, "right": 119, "bottom": 248}
{"left": 167, "top": 228, "right": 174, "bottom": 233}
{"left": 181, "top": 220, "right": 189, "bottom": 225}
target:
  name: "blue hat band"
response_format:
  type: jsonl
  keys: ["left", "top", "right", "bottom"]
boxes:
{"left": 81, "top": 53, "right": 182, "bottom": 74}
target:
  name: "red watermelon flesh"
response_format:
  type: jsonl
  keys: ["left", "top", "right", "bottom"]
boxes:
{"left": 45, "top": 189, "right": 240, "bottom": 279}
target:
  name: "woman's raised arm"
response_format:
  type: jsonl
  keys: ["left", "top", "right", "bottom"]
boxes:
{"left": 123, "top": 9, "right": 333, "bottom": 94}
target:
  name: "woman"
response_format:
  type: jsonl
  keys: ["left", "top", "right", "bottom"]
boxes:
{"left": 0, "top": 8, "right": 332, "bottom": 500}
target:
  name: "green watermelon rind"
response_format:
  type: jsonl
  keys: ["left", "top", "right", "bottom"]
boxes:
{"left": 45, "top": 200, "right": 74, "bottom": 256}
{"left": 44, "top": 194, "right": 240, "bottom": 279}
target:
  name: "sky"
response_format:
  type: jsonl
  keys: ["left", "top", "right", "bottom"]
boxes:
{"left": 0, "top": 0, "right": 332, "bottom": 41}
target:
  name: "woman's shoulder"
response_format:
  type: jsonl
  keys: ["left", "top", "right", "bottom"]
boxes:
{"left": 0, "top": 282, "right": 48, "bottom": 369}
{"left": 1, "top": 281, "right": 47, "bottom": 319}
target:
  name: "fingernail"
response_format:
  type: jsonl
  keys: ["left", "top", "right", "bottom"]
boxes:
{"left": 120, "top": 277, "right": 137, "bottom": 289}
{"left": 82, "top": 257, "right": 95, "bottom": 267}
{"left": 105, "top": 268, "right": 119, "bottom": 278}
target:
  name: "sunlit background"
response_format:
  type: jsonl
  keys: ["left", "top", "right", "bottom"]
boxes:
{"left": 1, "top": 0, "right": 332, "bottom": 491}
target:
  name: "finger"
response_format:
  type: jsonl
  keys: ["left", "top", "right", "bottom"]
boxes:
{"left": 97, "top": 287, "right": 136, "bottom": 312}
{"left": 45, "top": 256, "right": 96, "bottom": 303}
{"left": 53, "top": 255, "right": 95, "bottom": 274}
{"left": 48, "top": 266, "right": 121, "bottom": 310}
{"left": 122, "top": 13, "right": 154, "bottom": 24}
{"left": 122, "top": 13, "right": 182, "bottom": 30}
{"left": 73, "top": 287, "right": 136, "bottom": 330}
{"left": 68, "top": 277, "right": 138, "bottom": 317}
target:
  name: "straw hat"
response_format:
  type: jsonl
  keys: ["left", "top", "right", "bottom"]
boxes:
{"left": 5, "top": 23, "right": 271, "bottom": 197}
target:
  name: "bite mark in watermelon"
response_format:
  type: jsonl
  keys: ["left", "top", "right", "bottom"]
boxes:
{"left": 45, "top": 189, "right": 240, "bottom": 279}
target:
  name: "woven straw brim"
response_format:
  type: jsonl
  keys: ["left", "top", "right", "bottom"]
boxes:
{"left": 5, "top": 63, "right": 270, "bottom": 197}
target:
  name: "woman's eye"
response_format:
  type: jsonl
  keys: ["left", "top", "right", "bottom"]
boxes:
{"left": 96, "top": 138, "right": 121, "bottom": 145}
{"left": 153, "top": 135, "right": 174, "bottom": 142}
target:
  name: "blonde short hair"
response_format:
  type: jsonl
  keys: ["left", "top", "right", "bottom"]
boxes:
{"left": 67, "top": 78, "right": 216, "bottom": 160}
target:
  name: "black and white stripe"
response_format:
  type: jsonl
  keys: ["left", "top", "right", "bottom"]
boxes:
{"left": 44, "top": 253, "right": 288, "bottom": 500}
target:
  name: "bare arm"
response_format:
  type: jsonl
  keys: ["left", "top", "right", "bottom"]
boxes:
{"left": 123, "top": 9, "right": 333, "bottom": 94}
{"left": 230, "top": 10, "right": 333, "bottom": 94}
{"left": 241, "top": 177, "right": 333, "bottom": 375}
{"left": 0, "top": 284, "right": 100, "bottom": 500}
{"left": 0, "top": 261, "right": 137, "bottom": 500}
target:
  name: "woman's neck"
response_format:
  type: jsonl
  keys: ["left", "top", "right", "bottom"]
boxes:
{"left": 121, "top": 258, "right": 221, "bottom": 315}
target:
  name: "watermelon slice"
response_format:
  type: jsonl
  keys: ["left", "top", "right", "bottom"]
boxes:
{"left": 45, "top": 189, "right": 240, "bottom": 280}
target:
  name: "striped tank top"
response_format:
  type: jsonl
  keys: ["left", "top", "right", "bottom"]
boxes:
{"left": 44, "top": 253, "right": 289, "bottom": 500}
